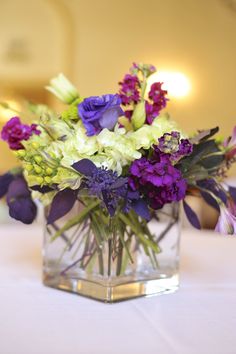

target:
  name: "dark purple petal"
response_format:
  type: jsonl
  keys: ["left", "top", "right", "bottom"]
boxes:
{"left": 30, "top": 185, "right": 54, "bottom": 193}
{"left": 229, "top": 186, "right": 236, "bottom": 203}
{"left": 200, "top": 191, "right": 220, "bottom": 211}
{"left": 0, "top": 173, "right": 14, "bottom": 198}
{"left": 47, "top": 188, "right": 77, "bottom": 224}
{"left": 72, "top": 159, "right": 97, "bottom": 177}
{"left": 8, "top": 198, "right": 37, "bottom": 224}
{"left": 131, "top": 199, "right": 150, "bottom": 220}
{"left": 183, "top": 200, "right": 201, "bottom": 229}
{"left": 7, "top": 177, "right": 30, "bottom": 201}
{"left": 111, "top": 177, "right": 128, "bottom": 189}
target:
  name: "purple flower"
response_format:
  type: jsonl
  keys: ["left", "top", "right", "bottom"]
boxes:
{"left": 0, "top": 174, "right": 37, "bottom": 224}
{"left": 72, "top": 159, "right": 150, "bottom": 219}
{"left": 215, "top": 204, "right": 236, "bottom": 235}
{"left": 78, "top": 94, "right": 123, "bottom": 136}
{"left": 145, "top": 82, "right": 168, "bottom": 124}
{"left": 1, "top": 117, "right": 41, "bottom": 150}
{"left": 155, "top": 132, "right": 193, "bottom": 161}
{"left": 129, "top": 154, "right": 187, "bottom": 209}
{"left": 73, "top": 159, "right": 127, "bottom": 216}
{"left": 145, "top": 102, "right": 161, "bottom": 124}
{"left": 119, "top": 74, "right": 140, "bottom": 106}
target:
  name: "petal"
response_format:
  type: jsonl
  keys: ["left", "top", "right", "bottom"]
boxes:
{"left": 6, "top": 177, "right": 30, "bottom": 201}
{"left": 183, "top": 200, "right": 201, "bottom": 229}
{"left": 99, "top": 106, "right": 123, "bottom": 130}
{"left": 72, "top": 159, "right": 97, "bottom": 176}
{"left": 0, "top": 173, "right": 14, "bottom": 198}
{"left": 8, "top": 198, "right": 37, "bottom": 224}
{"left": 131, "top": 199, "right": 150, "bottom": 220}
{"left": 47, "top": 188, "right": 77, "bottom": 224}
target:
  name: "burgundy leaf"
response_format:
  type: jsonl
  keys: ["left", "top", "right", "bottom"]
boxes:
{"left": 183, "top": 200, "right": 201, "bottom": 229}
{"left": 72, "top": 159, "right": 96, "bottom": 176}
{"left": 47, "top": 189, "right": 77, "bottom": 224}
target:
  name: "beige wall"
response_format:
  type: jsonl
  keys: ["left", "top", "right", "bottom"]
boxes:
{"left": 0, "top": 0, "right": 236, "bottom": 175}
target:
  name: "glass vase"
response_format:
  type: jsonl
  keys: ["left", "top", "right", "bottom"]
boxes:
{"left": 43, "top": 201, "right": 180, "bottom": 302}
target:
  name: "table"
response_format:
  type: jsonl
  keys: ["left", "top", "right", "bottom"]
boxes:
{"left": 0, "top": 225, "right": 236, "bottom": 354}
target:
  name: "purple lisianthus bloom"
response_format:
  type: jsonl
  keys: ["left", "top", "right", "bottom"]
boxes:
{"left": 129, "top": 153, "right": 187, "bottom": 210}
{"left": 78, "top": 94, "right": 123, "bottom": 136}
{"left": 1, "top": 117, "right": 41, "bottom": 150}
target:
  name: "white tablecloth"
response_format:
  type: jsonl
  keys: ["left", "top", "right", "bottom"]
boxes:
{"left": 0, "top": 225, "right": 236, "bottom": 354}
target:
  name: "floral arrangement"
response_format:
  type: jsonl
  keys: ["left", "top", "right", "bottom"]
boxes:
{"left": 1, "top": 62, "right": 236, "bottom": 263}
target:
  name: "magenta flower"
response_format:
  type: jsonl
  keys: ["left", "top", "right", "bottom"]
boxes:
{"left": 215, "top": 204, "right": 236, "bottom": 235}
{"left": 1, "top": 117, "right": 41, "bottom": 150}
{"left": 129, "top": 153, "right": 187, "bottom": 210}
{"left": 145, "top": 82, "right": 168, "bottom": 124}
{"left": 119, "top": 74, "right": 140, "bottom": 106}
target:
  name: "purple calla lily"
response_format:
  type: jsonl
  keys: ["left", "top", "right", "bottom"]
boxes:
{"left": 215, "top": 204, "right": 236, "bottom": 235}
{"left": 6, "top": 177, "right": 37, "bottom": 224}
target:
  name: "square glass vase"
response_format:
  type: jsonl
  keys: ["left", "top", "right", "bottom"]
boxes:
{"left": 43, "top": 201, "right": 180, "bottom": 303}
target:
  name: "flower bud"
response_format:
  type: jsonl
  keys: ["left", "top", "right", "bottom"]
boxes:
{"left": 46, "top": 73, "right": 79, "bottom": 104}
{"left": 131, "top": 100, "right": 146, "bottom": 130}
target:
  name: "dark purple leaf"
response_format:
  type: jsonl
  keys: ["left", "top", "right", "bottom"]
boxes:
{"left": 8, "top": 198, "right": 37, "bottom": 224}
{"left": 30, "top": 185, "right": 54, "bottom": 193}
{"left": 200, "top": 191, "right": 220, "bottom": 212}
{"left": 183, "top": 200, "right": 201, "bottom": 229}
{"left": 131, "top": 199, "right": 150, "bottom": 220}
{"left": 47, "top": 188, "right": 77, "bottom": 224}
{"left": 72, "top": 159, "right": 97, "bottom": 176}
{"left": 229, "top": 186, "right": 236, "bottom": 203}
{"left": 0, "top": 173, "right": 14, "bottom": 198}
{"left": 190, "top": 127, "right": 219, "bottom": 144}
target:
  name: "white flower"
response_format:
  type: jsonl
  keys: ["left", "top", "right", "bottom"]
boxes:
{"left": 46, "top": 73, "right": 79, "bottom": 104}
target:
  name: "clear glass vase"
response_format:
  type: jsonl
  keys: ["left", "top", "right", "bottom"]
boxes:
{"left": 43, "top": 201, "right": 180, "bottom": 302}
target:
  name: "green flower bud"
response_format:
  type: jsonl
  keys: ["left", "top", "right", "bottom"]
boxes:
{"left": 36, "top": 176, "right": 44, "bottom": 184}
{"left": 25, "top": 164, "right": 33, "bottom": 172}
{"left": 31, "top": 142, "right": 40, "bottom": 149}
{"left": 17, "top": 149, "right": 26, "bottom": 157}
{"left": 45, "top": 167, "right": 53, "bottom": 175}
{"left": 44, "top": 176, "right": 52, "bottom": 184}
{"left": 34, "top": 155, "right": 43, "bottom": 164}
{"left": 34, "top": 165, "right": 42, "bottom": 174}
{"left": 131, "top": 100, "right": 146, "bottom": 130}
